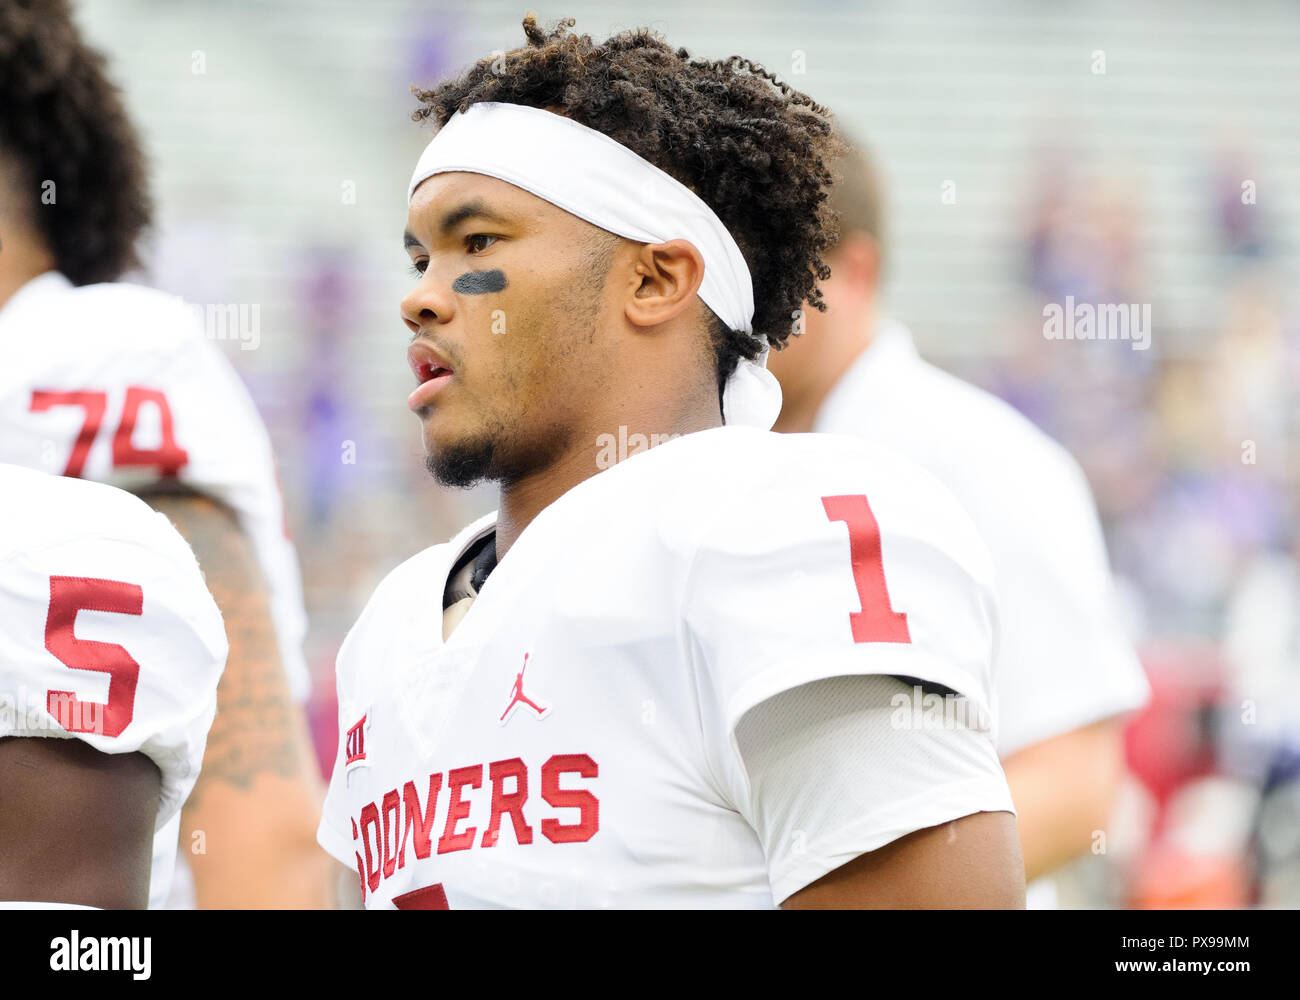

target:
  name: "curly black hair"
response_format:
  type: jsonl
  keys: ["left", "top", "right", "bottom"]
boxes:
{"left": 0, "top": 0, "right": 152, "bottom": 284}
{"left": 412, "top": 13, "right": 845, "bottom": 404}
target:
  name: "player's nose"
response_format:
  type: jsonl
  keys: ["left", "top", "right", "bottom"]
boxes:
{"left": 401, "top": 275, "right": 455, "bottom": 336}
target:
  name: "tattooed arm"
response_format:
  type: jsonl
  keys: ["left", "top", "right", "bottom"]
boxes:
{"left": 140, "top": 487, "right": 332, "bottom": 908}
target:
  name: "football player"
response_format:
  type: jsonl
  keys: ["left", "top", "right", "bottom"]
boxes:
{"left": 767, "top": 137, "right": 1151, "bottom": 905}
{"left": 0, "top": 0, "right": 330, "bottom": 907}
{"left": 317, "top": 16, "right": 1025, "bottom": 909}
{"left": 0, "top": 464, "right": 226, "bottom": 908}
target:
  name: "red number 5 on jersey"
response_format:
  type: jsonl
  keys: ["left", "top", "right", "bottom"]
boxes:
{"left": 822, "top": 494, "right": 911, "bottom": 645}
{"left": 30, "top": 387, "right": 189, "bottom": 478}
{"left": 44, "top": 576, "right": 144, "bottom": 738}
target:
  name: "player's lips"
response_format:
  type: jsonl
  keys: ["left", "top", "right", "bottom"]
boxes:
{"left": 407, "top": 341, "right": 456, "bottom": 412}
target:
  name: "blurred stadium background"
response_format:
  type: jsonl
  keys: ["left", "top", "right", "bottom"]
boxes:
{"left": 72, "top": 0, "right": 1300, "bottom": 908}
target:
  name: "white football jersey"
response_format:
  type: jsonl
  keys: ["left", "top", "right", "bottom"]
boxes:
{"left": 319, "top": 426, "right": 1005, "bottom": 908}
{"left": 0, "top": 464, "right": 227, "bottom": 899}
{"left": 0, "top": 271, "right": 309, "bottom": 701}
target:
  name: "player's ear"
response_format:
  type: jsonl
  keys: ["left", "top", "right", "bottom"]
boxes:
{"left": 623, "top": 239, "right": 705, "bottom": 329}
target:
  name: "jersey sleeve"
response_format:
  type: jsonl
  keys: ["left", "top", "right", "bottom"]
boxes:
{"left": 317, "top": 651, "right": 360, "bottom": 869}
{"left": 735, "top": 674, "right": 1016, "bottom": 904}
{"left": 0, "top": 512, "right": 228, "bottom": 830}
{"left": 682, "top": 443, "right": 1001, "bottom": 770}
{"left": 314, "top": 548, "right": 421, "bottom": 873}
{"left": 679, "top": 442, "right": 1012, "bottom": 899}
{"left": 318, "top": 775, "right": 354, "bottom": 869}
{"left": 317, "top": 587, "right": 375, "bottom": 870}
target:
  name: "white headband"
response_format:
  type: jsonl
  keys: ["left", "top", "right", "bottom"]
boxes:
{"left": 407, "top": 101, "right": 782, "bottom": 429}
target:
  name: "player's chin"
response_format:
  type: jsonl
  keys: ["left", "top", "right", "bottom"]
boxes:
{"left": 423, "top": 428, "right": 498, "bottom": 489}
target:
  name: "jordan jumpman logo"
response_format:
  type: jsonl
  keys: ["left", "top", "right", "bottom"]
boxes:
{"left": 499, "top": 652, "right": 551, "bottom": 725}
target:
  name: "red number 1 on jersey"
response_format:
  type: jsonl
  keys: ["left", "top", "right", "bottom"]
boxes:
{"left": 822, "top": 494, "right": 911, "bottom": 644}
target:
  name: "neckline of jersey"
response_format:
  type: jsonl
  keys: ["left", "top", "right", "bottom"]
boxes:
{"left": 430, "top": 422, "right": 757, "bottom": 649}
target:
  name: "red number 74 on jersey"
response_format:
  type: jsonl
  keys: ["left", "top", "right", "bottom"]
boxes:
{"left": 822, "top": 494, "right": 911, "bottom": 645}
{"left": 29, "top": 387, "right": 188, "bottom": 478}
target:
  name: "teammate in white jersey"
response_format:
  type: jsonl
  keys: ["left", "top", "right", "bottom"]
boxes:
{"left": 0, "top": 0, "right": 329, "bottom": 906}
{"left": 0, "top": 464, "right": 226, "bottom": 908}
{"left": 767, "top": 137, "right": 1150, "bottom": 903}
{"left": 318, "top": 16, "right": 1025, "bottom": 908}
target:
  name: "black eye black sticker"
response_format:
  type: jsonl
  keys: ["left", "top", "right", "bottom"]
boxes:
{"left": 452, "top": 269, "right": 508, "bottom": 294}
